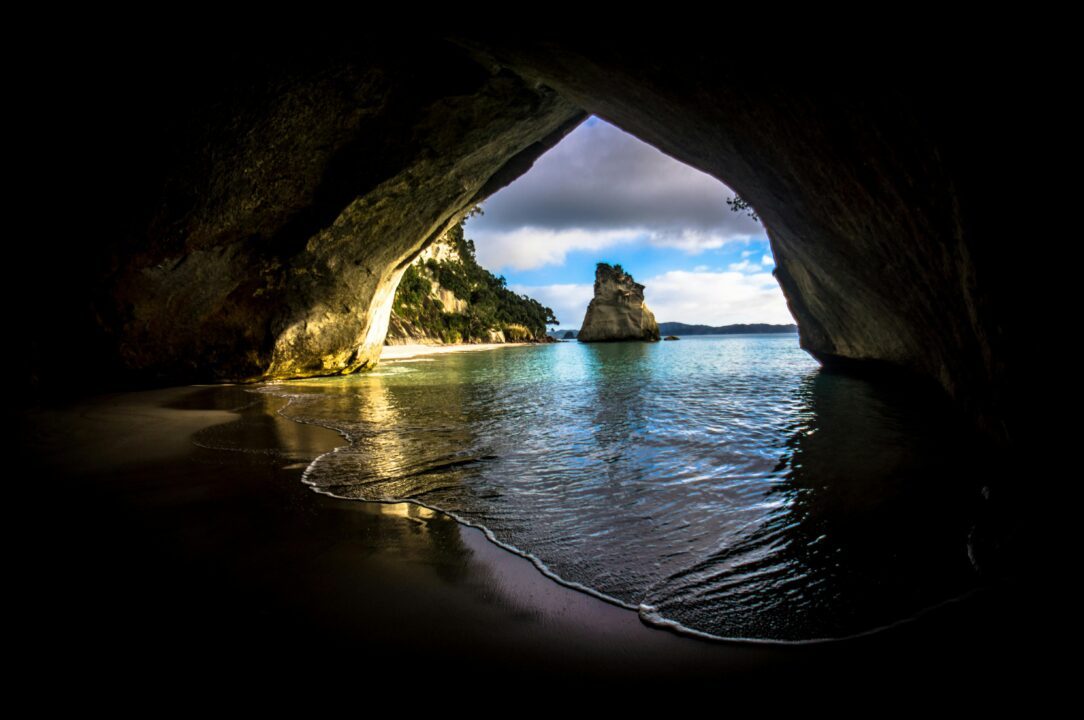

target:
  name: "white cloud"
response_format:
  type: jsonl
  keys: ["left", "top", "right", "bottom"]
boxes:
{"left": 644, "top": 270, "right": 794, "bottom": 326}
{"left": 727, "top": 259, "right": 763, "bottom": 273}
{"left": 509, "top": 282, "right": 595, "bottom": 329}
{"left": 645, "top": 228, "right": 751, "bottom": 254}
{"left": 475, "top": 226, "right": 752, "bottom": 272}
{"left": 761, "top": 254, "right": 775, "bottom": 266}
{"left": 474, "top": 227, "right": 638, "bottom": 271}
{"left": 464, "top": 116, "right": 771, "bottom": 273}
{"left": 515, "top": 271, "right": 794, "bottom": 329}
{"left": 466, "top": 116, "right": 764, "bottom": 262}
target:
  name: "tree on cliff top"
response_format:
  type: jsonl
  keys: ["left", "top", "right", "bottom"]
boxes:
{"left": 727, "top": 194, "right": 760, "bottom": 222}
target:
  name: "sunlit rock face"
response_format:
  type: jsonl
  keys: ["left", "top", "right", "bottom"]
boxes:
{"left": 385, "top": 234, "right": 468, "bottom": 345}
{"left": 47, "top": 39, "right": 584, "bottom": 383}
{"left": 29, "top": 35, "right": 1034, "bottom": 444}
{"left": 578, "top": 264, "right": 660, "bottom": 343}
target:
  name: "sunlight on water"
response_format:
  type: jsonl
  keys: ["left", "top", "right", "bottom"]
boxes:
{"left": 257, "top": 336, "right": 986, "bottom": 641}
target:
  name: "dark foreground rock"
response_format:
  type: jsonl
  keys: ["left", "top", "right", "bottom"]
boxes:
{"left": 21, "top": 32, "right": 1058, "bottom": 447}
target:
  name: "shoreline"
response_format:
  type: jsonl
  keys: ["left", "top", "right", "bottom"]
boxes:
{"left": 380, "top": 341, "right": 533, "bottom": 361}
{"left": 19, "top": 382, "right": 1048, "bottom": 689}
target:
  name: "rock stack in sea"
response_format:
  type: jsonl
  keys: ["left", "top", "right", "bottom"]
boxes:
{"left": 578, "top": 263, "right": 660, "bottom": 342}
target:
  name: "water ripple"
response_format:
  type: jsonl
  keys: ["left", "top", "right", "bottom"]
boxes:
{"left": 258, "top": 336, "right": 986, "bottom": 642}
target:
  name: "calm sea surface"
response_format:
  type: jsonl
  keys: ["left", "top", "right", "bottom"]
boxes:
{"left": 257, "top": 335, "right": 986, "bottom": 641}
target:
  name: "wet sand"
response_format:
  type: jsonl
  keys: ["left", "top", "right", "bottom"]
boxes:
{"left": 18, "top": 384, "right": 1055, "bottom": 693}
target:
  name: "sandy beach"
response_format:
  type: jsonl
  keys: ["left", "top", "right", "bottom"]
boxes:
{"left": 17, "top": 383, "right": 1048, "bottom": 692}
{"left": 380, "top": 341, "right": 533, "bottom": 361}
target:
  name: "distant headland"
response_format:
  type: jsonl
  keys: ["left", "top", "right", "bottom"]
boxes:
{"left": 552, "top": 322, "right": 797, "bottom": 340}
{"left": 657, "top": 322, "right": 798, "bottom": 336}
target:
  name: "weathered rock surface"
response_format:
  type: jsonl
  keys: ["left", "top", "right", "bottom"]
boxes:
{"left": 578, "top": 264, "right": 660, "bottom": 343}
{"left": 27, "top": 38, "right": 583, "bottom": 385}
{"left": 386, "top": 220, "right": 556, "bottom": 345}
{"left": 451, "top": 38, "right": 1036, "bottom": 446}
{"left": 23, "top": 33, "right": 1052, "bottom": 446}
{"left": 386, "top": 235, "right": 468, "bottom": 345}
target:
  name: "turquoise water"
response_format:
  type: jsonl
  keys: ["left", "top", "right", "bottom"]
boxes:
{"left": 258, "top": 336, "right": 986, "bottom": 642}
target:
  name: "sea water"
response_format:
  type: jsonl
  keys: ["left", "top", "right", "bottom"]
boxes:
{"left": 256, "top": 335, "right": 987, "bottom": 642}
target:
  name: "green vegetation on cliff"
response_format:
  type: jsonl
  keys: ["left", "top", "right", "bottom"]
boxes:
{"left": 391, "top": 218, "right": 557, "bottom": 343}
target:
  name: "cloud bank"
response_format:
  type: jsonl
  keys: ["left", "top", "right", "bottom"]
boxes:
{"left": 643, "top": 270, "right": 793, "bottom": 327}
{"left": 516, "top": 269, "right": 792, "bottom": 330}
{"left": 470, "top": 118, "right": 762, "bottom": 271}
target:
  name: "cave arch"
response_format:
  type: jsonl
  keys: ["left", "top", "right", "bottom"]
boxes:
{"left": 28, "top": 36, "right": 1022, "bottom": 447}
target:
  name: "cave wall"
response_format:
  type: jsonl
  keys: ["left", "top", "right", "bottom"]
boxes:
{"left": 23, "top": 34, "right": 1031, "bottom": 446}
{"left": 24, "top": 38, "right": 583, "bottom": 386}
{"left": 454, "top": 39, "right": 1021, "bottom": 445}
{"left": 118, "top": 42, "right": 584, "bottom": 382}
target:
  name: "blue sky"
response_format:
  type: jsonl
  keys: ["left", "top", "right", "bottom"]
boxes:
{"left": 464, "top": 116, "right": 792, "bottom": 330}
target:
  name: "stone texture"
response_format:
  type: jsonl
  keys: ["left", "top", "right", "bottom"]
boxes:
{"left": 29, "top": 38, "right": 584, "bottom": 386}
{"left": 24, "top": 34, "right": 1047, "bottom": 446}
{"left": 578, "top": 264, "right": 660, "bottom": 343}
{"left": 452, "top": 38, "right": 1032, "bottom": 446}
{"left": 386, "top": 235, "right": 469, "bottom": 345}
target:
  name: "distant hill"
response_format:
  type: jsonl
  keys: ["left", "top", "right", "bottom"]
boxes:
{"left": 657, "top": 322, "right": 798, "bottom": 336}
{"left": 550, "top": 324, "right": 795, "bottom": 339}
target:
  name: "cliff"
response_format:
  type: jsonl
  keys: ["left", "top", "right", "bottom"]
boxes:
{"left": 21, "top": 33, "right": 1048, "bottom": 445}
{"left": 387, "top": 219, "right": 557, "bottom": 345}
{"left": 578, "top": 264, "right": 660, "bottom": 343}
